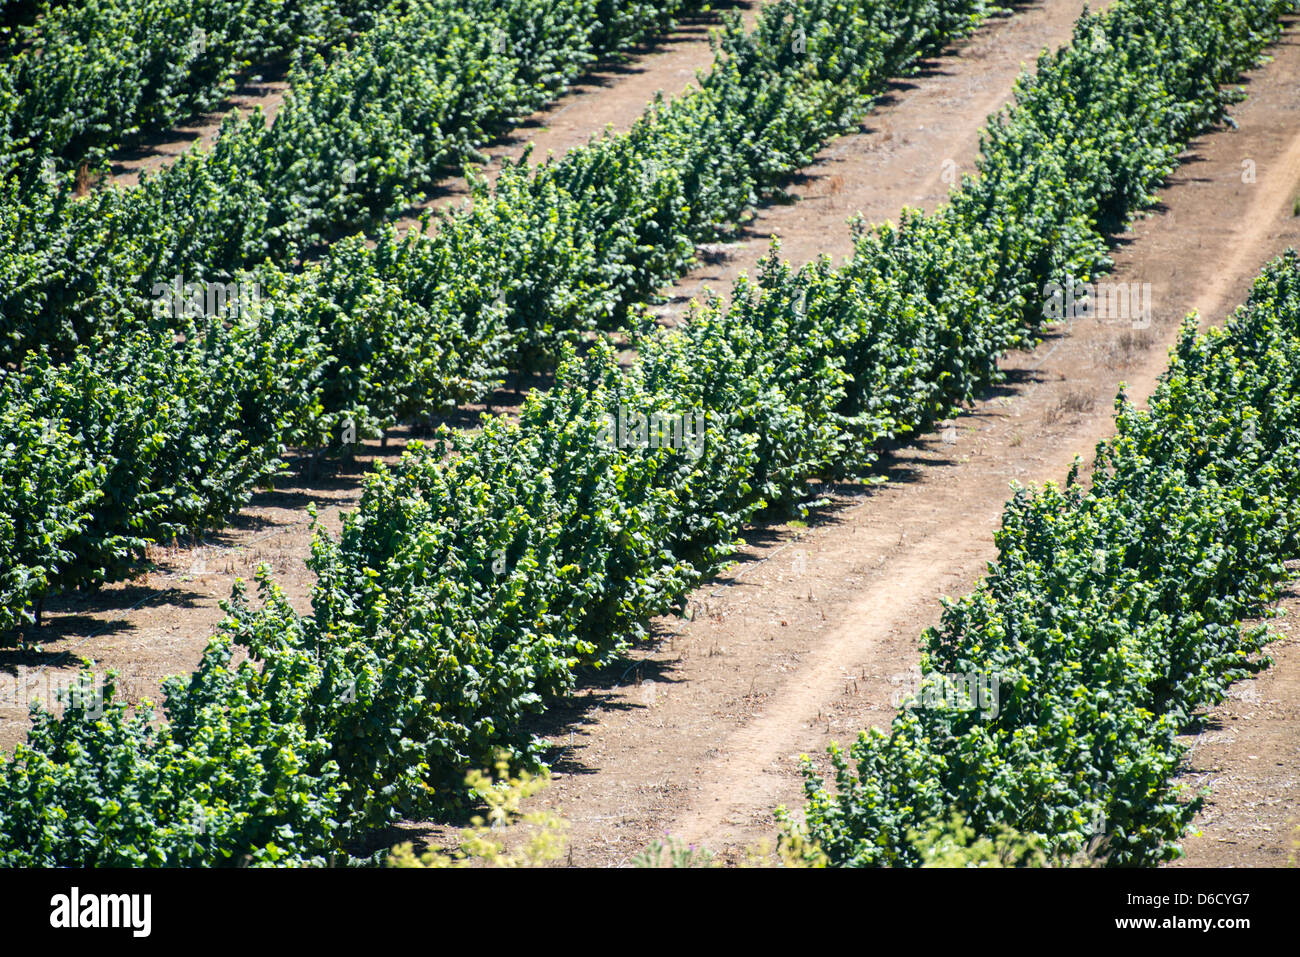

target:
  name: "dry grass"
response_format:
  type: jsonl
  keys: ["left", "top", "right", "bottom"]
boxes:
{"left": 1095, "top": 327, "right": 1157, "bottom": 369}
{"left": 1044, "top": 388, "right": 1097, "bottom": 424}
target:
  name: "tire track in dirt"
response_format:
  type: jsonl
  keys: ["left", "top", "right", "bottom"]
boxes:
{"left": 673, "top": 80, "right": 1300, "bottom": 862}
{"left": 667, "top": 501, "right": 1009, "bottom": 848}
{"left": 520, "top": 22, "right": 1300, "bottom": 866}
{"left": 1185, "top": 117, "right": 1300, "bottom": 324}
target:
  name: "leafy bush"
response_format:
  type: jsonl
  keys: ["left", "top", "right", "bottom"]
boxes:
{"left": 906, "top": 813, "right": 1054, "bottom": 868}
{"left": 0, "top": 587, "right": 353, "bottom": 866}
{"left": 386, "top": 759, "right": 567, "bottom": 868}
{"left": 0, "top": 304, "right": 322, "bottom": 633}
{"left": 0, "top": 0, "right": 713, "bottom": 359}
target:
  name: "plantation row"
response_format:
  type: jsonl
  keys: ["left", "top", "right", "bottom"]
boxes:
{"left": 784, "top": 252, "right": 1300, "bottom": 866}
{"left": 0, "top": 0, "right": 393, "bottom": 178}
{"left": 0, "top": 0, "right": 712, "bottom": 359}
{"left": 0, "top": 0, "right": 1286, "bottom": 866}
{"left": 0, "top": 0, "right": 1000, "bottom": 632}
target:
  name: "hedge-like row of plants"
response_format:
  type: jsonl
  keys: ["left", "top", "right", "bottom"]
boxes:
{"left": 0, "top": 0, "right": 712, "bottom": 360}
{"left": 0, "top": 0, "right": 999, "bottom": 632}
{"left": 0, "top": 0, "right": 395, "bottom": 177}
{"left": 782, "top": 252, "right": 1300, "bottom": 866}
{"left": 0, "top": 0, "right": 1286, "bottom": 865}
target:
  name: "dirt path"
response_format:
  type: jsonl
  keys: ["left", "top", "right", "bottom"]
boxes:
{"left": 501, "top": 20, "right": 1300, "bottom": 866}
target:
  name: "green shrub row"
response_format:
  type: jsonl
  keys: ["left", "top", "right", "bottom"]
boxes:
{"left": 782, "top": 252, "right": 1300, "bottom": 866}
{"left": 274, "top": 0, "right": 1284, "bottom": 837}
{"left": 262, "top": 0, "right": 1000, "bottom": 439}
{"left": 0, "top": 0, "right": 1287, "bottom": 865}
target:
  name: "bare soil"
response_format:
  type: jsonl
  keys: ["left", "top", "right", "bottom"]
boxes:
{"left": 1171, "top": 586, "right": 1300, "bottom": 867}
